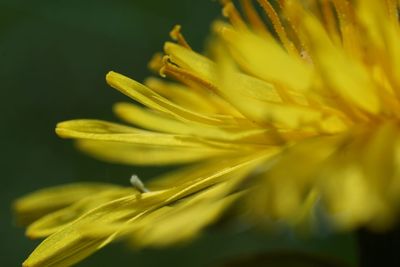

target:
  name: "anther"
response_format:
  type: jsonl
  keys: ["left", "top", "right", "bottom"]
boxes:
{"left": 257, "top": 0, "right": 299, "bottom": 56}
{"left": 130, "top": 175, "right": 149, "bottom": 193}
{"left": 239, "top": 0, "right": 269, "bottom": 35}
{"left": 159, "top": 55, "right": 171, "bottom": 78}
{"left": 222, "top": 1, "right": 247, "bottom": 29}
{"left": 169, "top": 25, "right": 192, "bottom": 50}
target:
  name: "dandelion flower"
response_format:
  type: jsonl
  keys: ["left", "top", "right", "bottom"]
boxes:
{"left": 15, "top": 0, "right": 400, "bottom": 266}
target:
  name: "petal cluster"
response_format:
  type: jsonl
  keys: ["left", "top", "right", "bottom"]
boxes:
{"left": 15, "top": 1, "right": 400, "bottom": 266}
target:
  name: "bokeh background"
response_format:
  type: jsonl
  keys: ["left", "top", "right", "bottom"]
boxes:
{"left": 1, "top": 0, "right": 358, "bottom": 266}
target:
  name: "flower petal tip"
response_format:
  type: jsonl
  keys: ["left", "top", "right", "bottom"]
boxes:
{"left": 105, "top": 71, "right": 117, "bottom": 81}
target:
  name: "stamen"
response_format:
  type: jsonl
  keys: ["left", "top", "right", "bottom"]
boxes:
{"left": 239, "top": 0, "right": 269, "bottom": 35}
{"left": 130, "top": 174, "right": 149, "bottom": 193}
{"left": 169, "top": 25, "right": 192, "bottom": 50}
{"left": 257, "top": 0, "right": 299, "bottom": 56}
{"left": 160, "top": 55, "right": 218, "bottom": 91}
{"left": 222, "top": 1, "right": 247, "bottom": 29}
{"left": 331, "top": 0, "right": 355, "bottom": 27}
{"left": 331, "top": 0, "right": 360, "bottom": 56}
{"left": 320, "top": 0, "right": 341, "bottom": 45}
{"left": 277, "top": 0, "right": 311, "bottom": 61}
{"left": 159, "top": 55, "right": 173, "bottom": 78}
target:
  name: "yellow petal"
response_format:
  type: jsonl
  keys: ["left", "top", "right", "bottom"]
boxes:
{"left": 164, "top": 41, "right": 283, "bottom": 104}
{"left": 214, "top": 41, "right": 346, "bottom": 132}
{"left": 23, "top": 195, "right": 138, "bottom": 267}
{"left": 214, "top": 23, "right": 312, "bottom": 92}
{"left": 113, "top": 102, "right": 226, "bottom": 137}
{"left": 320, "top": 124, "right": 400, "bottom": 230}
{"left": 153, "top": 151, "right": 278, "bottom": 206}
{"left": 26, "top": 188, "right": 136, "bottom": 238}
{"left": 14, "top": 183, "right": 121, "bottom": 226}
{"left": 56, "top": 119, "right": 209, "bottom": 148}
{"left": 130, "top": 182, "right": 241, "bottom": 247}
{"left": 106, "top": 71, "right": 225, "bottom": 125}
{"left": 144, "top": 77, "right": 224, "bottom": 114}
{"left": 246, "top": 135, "right": 341, "bottom": 221}
{"left": 80, "top": 175, "right": 248, "bottom": 247}
{"left": 165, "top": 41, "right": 326, "bottom": 130}
{"left": 217, "top": 50, "right": 320, "bottom": 128}
{"left": 147, "top": 157, "right": 255, "bottom": 190}
{"left": 114, "top": 102, "right": 281, "bottom": 144}
{"left": 302, "top": 11, "right": 380, "bottom": 114}
{"left": 29, "top": 152, "right": 278, "bottom": 264}
{"left": 77, "top": 139, "right": 225, "bottom": 166}
{"left": 357, "top": 0, "right": 400, "bottom": 96}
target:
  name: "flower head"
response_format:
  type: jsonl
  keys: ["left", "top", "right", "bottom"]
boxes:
{"left": 15, "top": 0, "right": 400, "bottom": 266}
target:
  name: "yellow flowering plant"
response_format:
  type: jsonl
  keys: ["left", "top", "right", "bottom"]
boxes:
{"left": 14, "top": 0, "right": 400, "bottom": 266}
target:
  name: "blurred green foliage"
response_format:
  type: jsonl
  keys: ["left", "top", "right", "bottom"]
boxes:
{"left": 0, "top": 0, "right": 358, "bottom": 266}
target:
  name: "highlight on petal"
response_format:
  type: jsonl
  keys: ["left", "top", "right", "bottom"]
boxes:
{"left": 76, "top": 139, "right": 226, "bottom": 166}
{"left": 56, "top": 119, "right": 211, "bottom": 148}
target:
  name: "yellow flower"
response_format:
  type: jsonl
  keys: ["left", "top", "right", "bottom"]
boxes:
{"left": 15, "top": 0, "right": 400, "bottom": 266}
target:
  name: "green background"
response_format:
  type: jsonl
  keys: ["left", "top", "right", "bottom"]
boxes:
{"left": 1, "top": 0, "right": 357, "bottom": 266}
